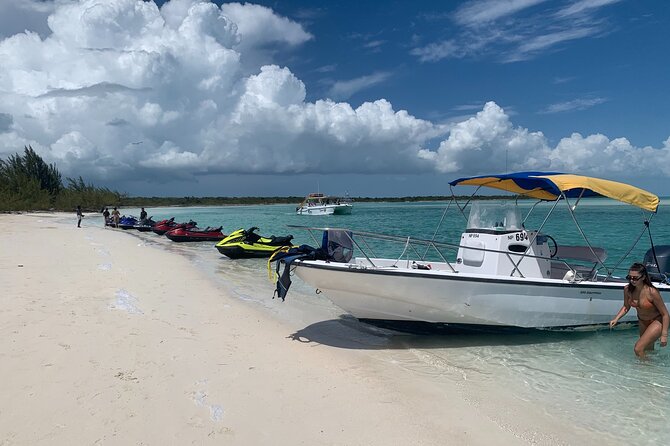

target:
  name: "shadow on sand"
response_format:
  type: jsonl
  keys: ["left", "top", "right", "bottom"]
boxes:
{"left": 286, "top": 315, "right": 619, "bottom": 350}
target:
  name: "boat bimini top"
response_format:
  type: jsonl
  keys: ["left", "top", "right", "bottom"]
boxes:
{"left": 449, "top": 171, "right": 659, "bottom": 213}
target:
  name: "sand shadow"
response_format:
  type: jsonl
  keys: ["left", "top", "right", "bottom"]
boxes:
{"left": 287, "top": 316, "right": 612, "bottom": 350}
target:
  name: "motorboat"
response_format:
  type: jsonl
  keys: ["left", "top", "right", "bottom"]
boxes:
{"left": 152, "top": 219, "right": 197, "bottom": 235}
{"left": 215, "top": 227, "right": 294, "bottom": 259}
{"left": 272, "top": 172, "right": 668, "bottom": 330}
{"left": 165, "top": 226, "right": 225, "bottom": 242}
{"left": 296, "top": 193, "right": 353, "bottom": 215}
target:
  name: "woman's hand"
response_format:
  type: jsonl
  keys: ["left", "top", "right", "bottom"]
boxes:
{"left": 609, "top": 319, "right": 617, "bottom": 329}
{"left": 661, "top": 335, "right": 668, "bottom": 347}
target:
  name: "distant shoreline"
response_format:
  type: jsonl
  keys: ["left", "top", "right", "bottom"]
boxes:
{"left": 117, "top": 194, "right": 536, "bottom": 208}
{"left": 2, "top": 195, "right": 634, "bottom": 214}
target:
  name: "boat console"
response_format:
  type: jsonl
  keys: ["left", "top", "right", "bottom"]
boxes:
{"left": 456, "top": 202, "right": 552, "bottom": 278}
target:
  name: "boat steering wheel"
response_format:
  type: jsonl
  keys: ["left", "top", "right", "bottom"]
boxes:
{"left": 546, "top": 235, "right": 558, "bottom": 258}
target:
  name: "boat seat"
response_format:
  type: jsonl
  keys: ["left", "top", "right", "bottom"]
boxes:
{"left": 550, "top": 245, "right": 608, "bottom": 280}
{"left": 554, "top": 245, "right": 607, "bottom": 263}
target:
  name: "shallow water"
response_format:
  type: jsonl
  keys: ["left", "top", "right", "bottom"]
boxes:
{"left": 95, "top": 200, "right": 670, "bottom": 445}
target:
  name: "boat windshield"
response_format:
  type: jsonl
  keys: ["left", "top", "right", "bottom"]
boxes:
{"left": 466, "top": 201, "right": 523, "bottom": 231}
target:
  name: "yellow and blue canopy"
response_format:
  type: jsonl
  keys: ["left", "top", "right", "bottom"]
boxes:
{"left": 449, "top": 171, "right": 659, "bottom": 212}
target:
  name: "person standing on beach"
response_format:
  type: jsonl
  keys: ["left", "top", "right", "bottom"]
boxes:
{"left": 76, "top": 205, "right": 84, "bottom": 228}
{"left": 111, "top": 207, "right": 121, "bottom": 228}
{"left": 139, "top": 207, "right": 147, "bottom": 223}
{"left": 102, "top": 207, "right": 110, "bottom": 226}
{"left": 610, "top": 263, "right": 669, "bottom": 358}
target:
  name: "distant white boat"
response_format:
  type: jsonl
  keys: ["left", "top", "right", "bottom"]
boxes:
{"left": 296, "top": 193, "right": 353, "bottom": 215}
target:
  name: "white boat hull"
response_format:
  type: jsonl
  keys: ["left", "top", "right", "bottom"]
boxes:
{"left": 293, "top": 260, "right": 649, "bottom": 329}
{"left": 296, "top": 204, "right": 352, "bottom": 215}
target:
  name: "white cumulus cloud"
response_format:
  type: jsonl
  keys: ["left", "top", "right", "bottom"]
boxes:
{"left": 220, "top": 2, "right": 313, "bottom": 47}
{"left": 0, "top": 0, "right": 439, "bottom": 184}
{"left": 417, "top": 101, "right": 670, "bottom": 179}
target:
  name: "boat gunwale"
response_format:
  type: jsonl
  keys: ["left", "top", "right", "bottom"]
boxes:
{"left": 292, "top": 259, "right": 670, "bottom": 292}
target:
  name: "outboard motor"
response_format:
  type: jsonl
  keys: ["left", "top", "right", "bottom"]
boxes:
{"left": 643, "top": 245, "right": 670, "bottom": 282}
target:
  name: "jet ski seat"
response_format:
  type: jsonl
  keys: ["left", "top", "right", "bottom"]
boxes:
{"left": 269, "top": 235, "right": 294, "bottom": 246}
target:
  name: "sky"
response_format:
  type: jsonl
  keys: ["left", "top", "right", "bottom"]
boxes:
{"left": 0, "top": 0, "right": 669, "bottom": 197}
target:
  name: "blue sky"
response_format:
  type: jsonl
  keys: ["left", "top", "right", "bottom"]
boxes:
{"left": 253, "top": 0, "right": 668, "bottom": 147}
{"left": 0, "top": 0, "right": 669, "bottom": 197}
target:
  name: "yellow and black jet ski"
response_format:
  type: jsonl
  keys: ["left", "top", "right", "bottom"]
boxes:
{"left": 215, "top": 227, "right": 294, "bottom": 259}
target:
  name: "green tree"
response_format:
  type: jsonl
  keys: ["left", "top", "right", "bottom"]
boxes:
{"left": 0, "top": 145, "right": 62, "bottom": 196}
{"left": 0, "top": 146, "right": 123, "bottom": 211}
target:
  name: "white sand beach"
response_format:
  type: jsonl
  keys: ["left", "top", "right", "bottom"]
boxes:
{"left": 0, "top": 213, "right": 612, "bottom": 445}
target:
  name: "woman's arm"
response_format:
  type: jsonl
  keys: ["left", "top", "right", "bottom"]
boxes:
{"left": 609, "top": 286, "right": 631, "bottom": 328}
{"left": 651, "top": 289, "right": 669, "bottom": 346}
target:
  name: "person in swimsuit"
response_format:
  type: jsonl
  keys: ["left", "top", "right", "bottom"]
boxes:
{"left": 111, "top": 207, "right": 121, "bottom": 228}
{"left": 609, "top": 263, "right": 669, "bottom": 358}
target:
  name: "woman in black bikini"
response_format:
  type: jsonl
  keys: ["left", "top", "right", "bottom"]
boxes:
{"left": 610, "top": 263, "right": 669, "bottom": 358}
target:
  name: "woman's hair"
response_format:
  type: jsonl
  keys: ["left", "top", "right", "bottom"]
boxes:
{"left": 629, "top": 262, "right": 653, "bottom": 287}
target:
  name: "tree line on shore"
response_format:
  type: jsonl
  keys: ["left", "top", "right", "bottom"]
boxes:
{"left": 1, "top": 146, "right": 515, "bottom": 212}
{"left": 0, "top": 146, "right": 124, "bottom": 212}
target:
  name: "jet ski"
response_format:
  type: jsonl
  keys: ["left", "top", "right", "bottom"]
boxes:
{"left": 134, "top": 216, "right": 157, "bottom": 232}
{"left": 152, "top": 218, "right": 197, "bottom": 235}
{"left": 118, "top": 215, "right": 138, "bottom": 230}
{"left": 215, "top": 227, "right": 294, "bottom": 259}
{"left": 165, "top": 226, "right": 225, "bottom": 242}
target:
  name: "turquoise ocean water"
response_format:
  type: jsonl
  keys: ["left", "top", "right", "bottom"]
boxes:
{"left": 98, "top": 200, "right": 669, "bottom": 444}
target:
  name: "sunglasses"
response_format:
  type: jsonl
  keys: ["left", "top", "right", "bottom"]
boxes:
{"left": 626, "top": 275, "right": 643, "bottom": 281}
